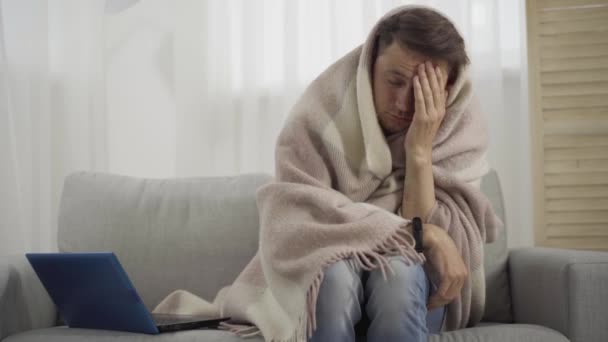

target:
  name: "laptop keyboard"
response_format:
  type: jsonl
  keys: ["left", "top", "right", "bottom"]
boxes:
{"left": 152, "top": 314, "right": 204, "bottom": 325}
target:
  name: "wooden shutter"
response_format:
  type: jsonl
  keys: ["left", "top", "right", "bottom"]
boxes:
{"left": 527, "top": 0, "right": 608, "bottom": 251}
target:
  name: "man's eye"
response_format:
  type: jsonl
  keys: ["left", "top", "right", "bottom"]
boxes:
{"left": 388, "top": 79, "right": 404, "bottom": 87}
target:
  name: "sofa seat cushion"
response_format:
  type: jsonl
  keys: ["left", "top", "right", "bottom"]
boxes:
{"left": 2, "top": 326, "right": 264, "bottom": 342}
{"left": 429, "top": 322, "right": 569, "bottom": 342}
{"left": 3, "top": 323, "right": 568, "bottom": 342}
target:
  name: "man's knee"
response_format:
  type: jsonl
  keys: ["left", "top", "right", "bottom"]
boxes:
{"left": 366, "top": 258, "right": 428, "bottom": 318}
{"left": 316, "top": 259, "right": 362, "bottom": 320}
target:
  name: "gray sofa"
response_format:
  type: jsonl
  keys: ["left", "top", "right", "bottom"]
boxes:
{"left": 1, "top": 169, "right": 607, "bottom": 342}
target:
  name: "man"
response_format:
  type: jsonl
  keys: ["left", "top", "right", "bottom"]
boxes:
{"left": 154, "top": 6, "right": 501, "bottom": 342}
{"left": 310, "top": 7, "right": 475, "bottom": 342}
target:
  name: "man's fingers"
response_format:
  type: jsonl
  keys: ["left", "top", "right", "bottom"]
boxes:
{"left": 426, "top": 61, "right": 442, "bottom": 106}
{"left": 418, "top": 64, "right": 435, "bottom": 112}
{"left": 436, "top": 65, "right": 445, "bottom": 88}
{"left": 427, "top": 296, "right": 442, "bottom": 311}
{"left": 436, "top": 278, "right": 451, "bottom": 298}
{"left": 445, "top": 275, "right": 464, "bottom": 301}
{"left": 428, "top": 275, "right": 462, "bottom": 310}
{"left": 427, "top": 291, "right": 449, "bottom": 311}
{"left": 413, "top": 76, "right": 426, "bottom": 115}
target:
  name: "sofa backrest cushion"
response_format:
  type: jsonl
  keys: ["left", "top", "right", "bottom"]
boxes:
{"left": 480, "top": 169, "right": 513, "bottom": 323}
{"left": 58, "top": 172, "right": 271, "bottom": 310}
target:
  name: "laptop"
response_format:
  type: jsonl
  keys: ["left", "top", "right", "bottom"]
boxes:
{"left": 25, "top": 252, "right": 230, "bottom": 334}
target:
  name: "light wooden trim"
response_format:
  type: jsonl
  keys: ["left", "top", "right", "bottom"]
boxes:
{"left": 528, "top": 0, "right": 608, "bottom": 251}
{"left": 528, "top": 0, "right": 548, "bottom": 246}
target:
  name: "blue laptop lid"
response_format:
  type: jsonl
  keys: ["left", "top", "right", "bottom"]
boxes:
{"left": 26, "top": 252, "right": 159, "bottom": 334}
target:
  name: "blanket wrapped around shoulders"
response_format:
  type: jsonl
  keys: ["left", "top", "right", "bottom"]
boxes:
{"left": 153, "top": 6, "right": 503, "bottom": 342}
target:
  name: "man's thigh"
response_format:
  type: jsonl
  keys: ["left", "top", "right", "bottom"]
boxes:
{"left": 364, "top": 255, "right": 429, "bottom": 307}
{"left": 316, "top": 258, "right": 365, "bottom": 311}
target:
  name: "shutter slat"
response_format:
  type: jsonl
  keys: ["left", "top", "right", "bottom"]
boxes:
{"left": 544, "top": 135, "right": 608, "bottom": 147}
{"left": 546, "top": 198, "right": 608, "bottom": 211}
{"left": 544, "top": 171, "right": 608, "bottom": 184}
{"left": 542, "top": 82, "right": 608, "bottom": 96}
{"left": 541, "top": 69, "right": 608, "bottom": 84}
{"left": 546, "top": 185, "right": 608, "bottom": 198}
{"left": 540, "top": 6, "right": 608, "bottom": 22}
{"left": 540, "top": 18, "right": 608, "bottom": 35}
{"left": 541, "top": 32, "right": 608, "bottom": 47}
{"left": 538, "top": 0, "right": 608, "bottom": 9}
{"left": 545, "top": 147, "right": 608, "bottom": 160}
{"left": 543, "top": 106, "right": 608, "bottom": 120}
{"left": 547, "top": 223, "right": 608, "bottom": 237}
{"left": 544, "top": 119, "right": 608, "bottom": 135}
{"left": 546, "top": 210, "right": 608, "bottom": 224}
{"left": 545, "top": 236, "right": 608, "bottom": 250}
{"left": 542, "top": 44, "right": 608, "bottom": 59}
{"left": 542, "top": 94, "right": 608, "bottom": 109}
{"left": 541, "top": 57, "right": 608, "bottom": 72}
{"left": 545, "top": 159, "right": 608, "bottom": 173}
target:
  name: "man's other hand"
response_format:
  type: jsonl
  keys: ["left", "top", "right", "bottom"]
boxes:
{"left": 422, "top": 223, "right": 468, "bottom": 311}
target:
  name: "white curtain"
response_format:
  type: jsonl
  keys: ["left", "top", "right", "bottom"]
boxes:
{"left": 0, "top": 0, "right": 531, "bottom": 255}
{"left": 1, "top": 0, "right": 106, "bottom": 254}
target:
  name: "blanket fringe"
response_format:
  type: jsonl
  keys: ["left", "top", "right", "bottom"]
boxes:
{"left": 220, "top": 322, "right": 261, "bottom": 336}
{"left": 224, "top": 223, "right": 424, "bottom": 342}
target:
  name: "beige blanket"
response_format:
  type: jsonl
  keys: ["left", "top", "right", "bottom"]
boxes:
{"left": 154, "top": 6, "right": 503, "bottom": 341}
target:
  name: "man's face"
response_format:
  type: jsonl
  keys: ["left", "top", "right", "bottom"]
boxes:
{"left": 372, "top": 41, "right": 450, "bottom": 135}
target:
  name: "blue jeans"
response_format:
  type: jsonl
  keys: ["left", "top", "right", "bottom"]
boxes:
{"left": 309, "top": 256, "right": 446, "bottom": 342}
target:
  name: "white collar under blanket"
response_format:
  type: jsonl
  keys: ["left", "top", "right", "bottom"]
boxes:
{"left": 153, "top": 5, "right": 503, "bottom": 342}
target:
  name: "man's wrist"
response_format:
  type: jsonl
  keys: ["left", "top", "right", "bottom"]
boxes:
{"left": 406, "top": 149, "right": 432, "bottom": 166}
{"left": 422, "top": 223, "right": 438, "bottom": 248}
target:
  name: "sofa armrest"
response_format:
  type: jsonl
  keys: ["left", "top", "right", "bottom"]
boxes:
{"left": 509, "top": 247, "right": 608, "bottom": 342}
{"left": 0, "top": 254, "right": 56, "bottom": 340}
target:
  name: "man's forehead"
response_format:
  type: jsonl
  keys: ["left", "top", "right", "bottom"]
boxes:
{"left": 386, "top": 68, "right": 414, "bottom": 78}
{"left": 378, "top": 41, "right": 450, "bottom": 74}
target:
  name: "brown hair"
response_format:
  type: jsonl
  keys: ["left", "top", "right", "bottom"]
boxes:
{"left": 373, "top": 8, "right": 469, "bottom": 81}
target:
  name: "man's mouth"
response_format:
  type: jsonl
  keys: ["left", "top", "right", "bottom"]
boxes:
{"left": 389, "top": 113, "right": 412, "bottom": 122}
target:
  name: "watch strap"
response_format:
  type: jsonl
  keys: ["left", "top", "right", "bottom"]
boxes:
{"left": 412, "top": 217, "right": 424, "bottom": 253}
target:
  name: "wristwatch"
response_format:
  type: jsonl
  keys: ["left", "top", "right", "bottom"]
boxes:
{"left": 412, "top": 217, "right": 424, "bottom": 253}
